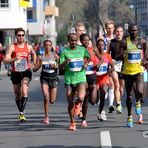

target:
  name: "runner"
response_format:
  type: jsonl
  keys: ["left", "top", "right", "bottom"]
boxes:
{"left": 98, "top": 20, "right": 115, "bottom": 113}
{"left": 98, "top": 20, "right": 115, "bottom": 53}
{"left": 59, "top": 33, "right": 90, "bottom": 130}
{"left": 3, "top": 27, "right": 36, "bottom": 122}
{"left": 109, "top": 25, "right": 125, "bottom": 113}
{"left": 33, "top": 39, "right": 59, "bottom": 124}
{"left": 95, "top": 39, "right": 113, "bottom": 121}
{"left": 75, "top": 21, "right": 86, "bottom": 45}
{"left": 79, "top": 33, "right": 102, "bottom": 127}
{"left": 121, "top": 24, "right": 148, "bottom": 127}
{"left": 74, "top": 21, "right": 88, "bottom": 119}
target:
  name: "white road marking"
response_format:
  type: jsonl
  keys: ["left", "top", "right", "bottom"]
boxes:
{"left": 99, "top": 111, "right": 112, "bottom": 147}
{"left": 34, "top": 77, "right": 39, "bottom": 81}
{"left": 100, "top": 131, "right": 112, "bottom": 148}
{"left": 143, "top": 131, "right": 148, "bottom": 138}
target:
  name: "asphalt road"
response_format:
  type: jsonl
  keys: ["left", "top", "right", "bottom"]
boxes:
{"left": 0, "top": 70, "right": 148, "bottom": 148}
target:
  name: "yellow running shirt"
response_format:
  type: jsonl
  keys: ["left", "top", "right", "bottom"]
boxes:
{"left": 122, "top": 37, "right": 144, "bottom": 75}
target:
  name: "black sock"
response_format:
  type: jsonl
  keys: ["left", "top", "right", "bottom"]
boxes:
{"left": 21, "top": 97, "right": 28, "bottom": 112}
{"left": 15, "top": 99, "right": 21, "bottom": 112}
{"left": 136, "top": 99, "right": 140, "bottom": 103}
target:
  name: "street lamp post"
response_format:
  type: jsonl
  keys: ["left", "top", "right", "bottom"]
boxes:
{"left": 130, "top": 4, "right": 137, "bottom": 24}
{"left": 135, "top": 5, "right": 137, "bottom": 25}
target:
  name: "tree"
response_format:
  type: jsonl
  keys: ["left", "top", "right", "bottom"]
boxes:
{"left": 56, "top": 0, "right": 134, "bottom": 42}
{"left": 109, "top": 0, "right": 134, "bottom": 25}
{"left": 56, "top": 26, "right": 68, "bottom": 45}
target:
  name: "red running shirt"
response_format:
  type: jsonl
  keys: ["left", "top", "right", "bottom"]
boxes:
{"left": 11, "top": 43, "right": 30, "bottom": 72}
{"left": 96, "top": 53, "right": 112, "bottom": 87}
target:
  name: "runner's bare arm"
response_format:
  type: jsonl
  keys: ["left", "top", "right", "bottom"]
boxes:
{"left": 3, "top": 45, "right": 18, "bottom": 64}
{"left": 33, "top": 55, "right": 42, "bottom": 72}
{"left": 59, "top": 58, "right": 71, "bottom": 70}
{"left": 142, "top": 39, "right": 148, "bottom": 68}
{"left": 28, "top": 44, "right": 37, "bottom": 65}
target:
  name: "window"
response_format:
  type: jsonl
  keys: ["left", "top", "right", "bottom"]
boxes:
{"left": 27, "top": 10, "right": 33, "bottom": 19}
{"left": 0, "top": 0, "right": 9, "bottom": 8}
{"left": 27, "top": 8, "right": 37, "bottom": 22}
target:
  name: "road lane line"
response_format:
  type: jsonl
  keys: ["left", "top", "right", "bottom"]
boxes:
{"left": 143, "top": 131, "right": 148, "bottom": 138}
{"left": 34, "top": 77, "right": 39, "bottom": 81}
{"left": 100, "top": 111, "right": 112, "bottom": 147}
{"left": 100, "top": 131, "right": 112, "bottom": 148}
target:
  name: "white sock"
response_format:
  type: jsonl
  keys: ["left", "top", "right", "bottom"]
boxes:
{"left": 108, "top": 88, "right": 114, "bottom": 106}
{"left": 139, "top": 114, "right": 143, "bottom": 118}
{"left": 128, "top": 115, "right": 132, "bottom": 118}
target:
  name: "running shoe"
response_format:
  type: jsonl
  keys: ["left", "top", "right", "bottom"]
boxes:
{"left": 116, "top": 105, "right": 123, "bottom": 114}
{"left": 135, "top": 101, "right": 141, "bottom": 115}
{"left": 81, "top": 120, "right": 87, "bottom": 127}
{"left": 43, "top": 117, "right": 49, "bottom": 125}
{"left": 97, "top": 114, "right": 104, "bottom": 122}
{"left": 137, "top": 115, "right": 143, "bottom": 124}
{"left": 74, "top": 103, "right": 81, "bottom": 116}
{"left": 18, "top": 113, "right": 26, "bottom": 122}
{"left": 108, "top": 105, "right": 115, "bottom": 113}
{"left": 127, "top": 116, "right": 133, "bottom": 127}
{"left": 69, "top": 122, "right": 76, "bottom": 131}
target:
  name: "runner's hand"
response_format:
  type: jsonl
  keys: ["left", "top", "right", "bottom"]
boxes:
{"left": 83, "top": 62, "right": 88, "bottom": 69}
{"left": 65, "top": 58, "right": 71, "bottom": 64}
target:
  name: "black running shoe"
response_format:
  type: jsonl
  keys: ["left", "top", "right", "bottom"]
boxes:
{"left": 108, "top": 105, "right": 115, "bottom": 113}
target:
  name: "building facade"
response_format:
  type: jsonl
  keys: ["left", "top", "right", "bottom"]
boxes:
{"left": 134, "top": 0, "right": 148, "bottom": 38}
{"left": 27, "top": 0, "right": 46, "bottom": 44}
{"left": 0, "top": 0, "right": 58, "bottom": 47}
{"left": 0, "top": 0, "right": 28, "bottom": 45}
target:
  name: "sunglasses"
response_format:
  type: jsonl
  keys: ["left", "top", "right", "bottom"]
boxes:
{"left": 45, "top": 44, "right": 52, "bottom": 46}
{"left": 17, "top": 34, "right": 25, "bottom": 37}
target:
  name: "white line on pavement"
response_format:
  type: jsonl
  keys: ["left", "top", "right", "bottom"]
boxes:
{"left": 100, "top": 111, "right": 112, "bottom": 147}
{"left": 100, "top": 131, "right": 112, "bottom": 148}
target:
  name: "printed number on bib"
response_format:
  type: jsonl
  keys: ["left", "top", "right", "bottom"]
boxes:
{"left": 113, "top": 60, "right": 123, "bottom": 72}
{"left": 128, "top": 50, "right": 141, "bottom": 63}
{"left": 42, "top": 59, "right": 55, "bottom": 73}
{"left": 15, "top": 59, "right": 28, "bottom": 72}
{"left": 96, "top": 63, "right": 108, "bottom": 75}
{"left": 69, "top": 58, "right": 83, "bottom": 72}
{"left": 85, "top": 61, "right": 94, "bottom": 75}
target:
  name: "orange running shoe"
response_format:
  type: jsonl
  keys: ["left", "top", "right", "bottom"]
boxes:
{"left": 69, "top": 122, "right": 76, "bottom": 131}
{"left": 74, "top": 103, "right": 81, "bottom": 116}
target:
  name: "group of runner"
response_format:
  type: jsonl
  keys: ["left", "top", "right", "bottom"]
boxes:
{"left": 2, "top": 19, "right": 148, "bottom": 130}
{"left": 59, "top": 20, "right": 148, "bottom": 130}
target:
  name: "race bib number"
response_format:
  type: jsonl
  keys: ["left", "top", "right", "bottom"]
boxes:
{"left": 14, "top": 59, "right": 28, "bottom": 72}
{"left": 85, "top": 61, "right": 94, "bottom": 75}
{"left": 42, "top": 59, "right": 55, "bottom": 73}
{"left": 96, "top": 63, "right": 108, "bottom": 75}
{"left": 128, "top": 50, "right": 141, "bottom": 63}
{"left": 69, "top": 58, "right": 83, "bottom": 72}
{"left": 113, "top": 60, "right": 123, "bottom": 72}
